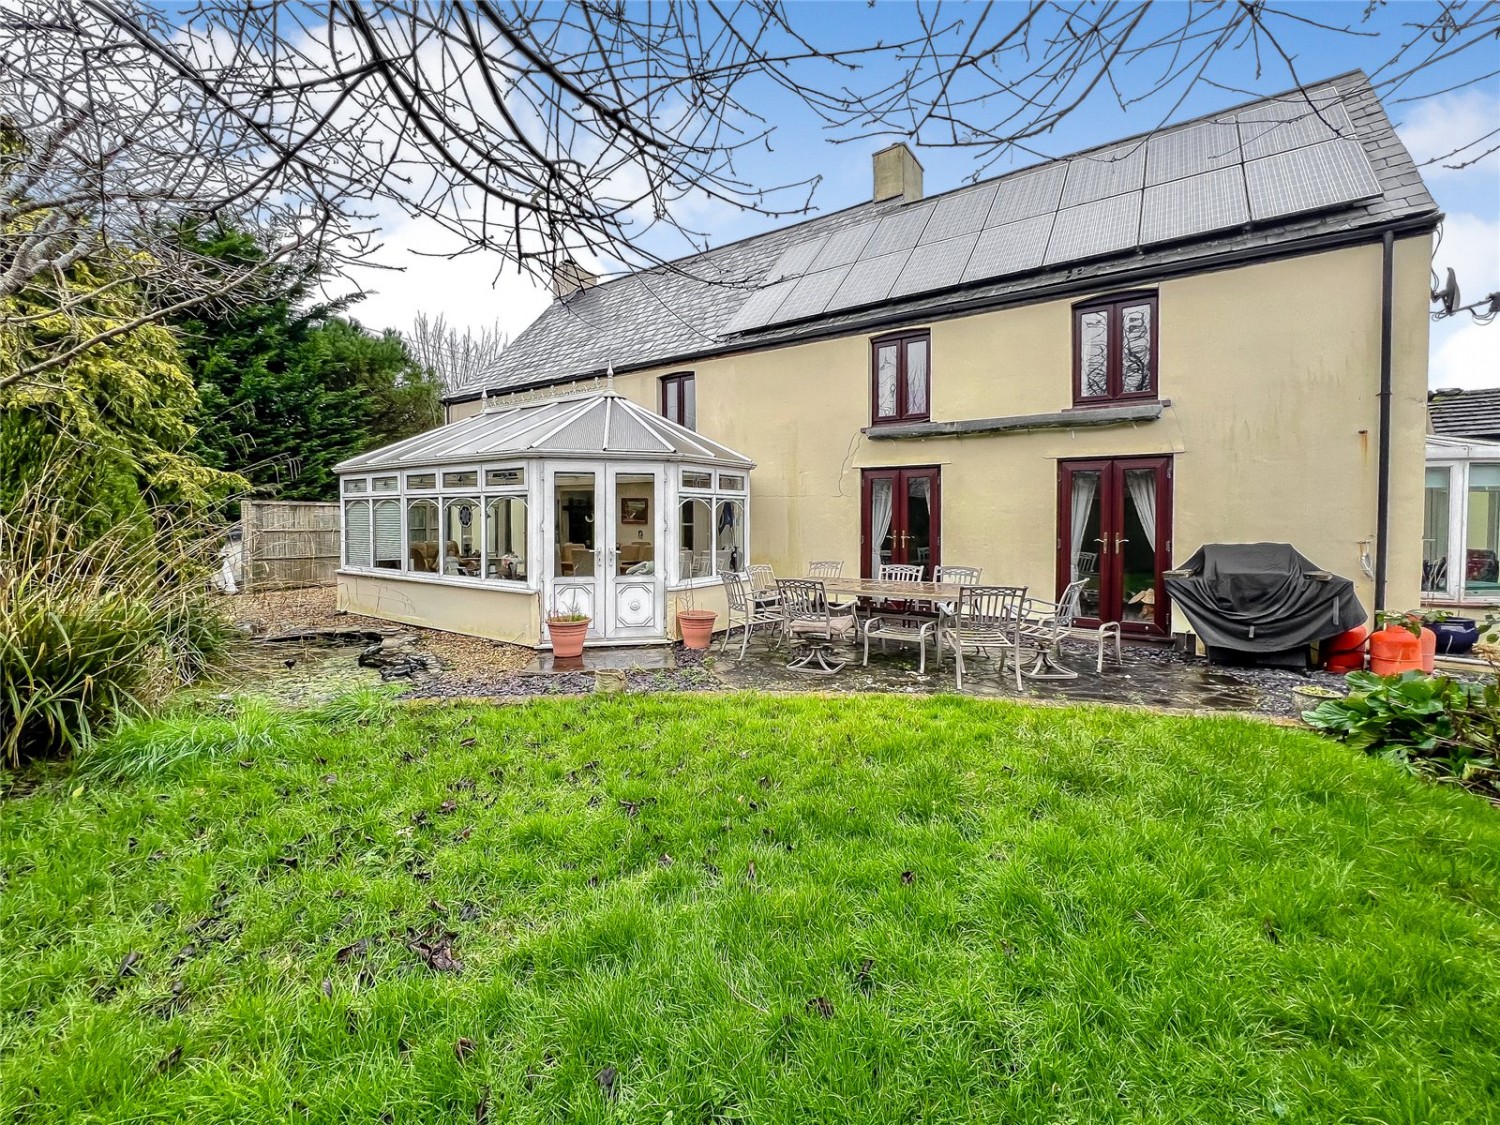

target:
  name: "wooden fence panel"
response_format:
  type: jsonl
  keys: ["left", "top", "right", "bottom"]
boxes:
{"left": 243, "top": 500, "right": 340, "bottom": 590}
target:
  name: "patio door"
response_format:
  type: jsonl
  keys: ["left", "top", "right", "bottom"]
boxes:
{"left": 605, "top": 466, "right": 664, "bottom": 640}
{"left": 861, "top": 467, "right": 941, "bottom": 578}
{"left": 547, "top": 465, "right": 604, "bottom": 640}
{"left": 1057, "top": 457, "right": 1172, "bottom": 636}
{"left": 545, "top": 462, "right": 666, "bottom": 645}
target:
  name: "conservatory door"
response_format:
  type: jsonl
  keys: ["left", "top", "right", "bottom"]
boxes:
{"left": 547, "top": 466, "right": 604, "bottom": 640}
{"left": 605, "top": 466, "right": 665, "bottom": 640}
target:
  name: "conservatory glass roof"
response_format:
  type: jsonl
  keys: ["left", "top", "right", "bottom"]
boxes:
{"left": 335, "top": 391, "right": 754, "bottom": 473}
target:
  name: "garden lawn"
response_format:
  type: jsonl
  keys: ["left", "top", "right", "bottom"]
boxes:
{"left": 3, "top": 693, "right": 1499, "bottom": 1124}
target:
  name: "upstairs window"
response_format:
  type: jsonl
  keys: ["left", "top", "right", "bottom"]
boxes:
{"left": 661, "top": 372, "right": 696, "bottom": 430}
{"left": 1074, "top": 292, "right": 1157, "bottom": 405}
{"left": 871, "top": 331, "right": 930, "bottom": 425}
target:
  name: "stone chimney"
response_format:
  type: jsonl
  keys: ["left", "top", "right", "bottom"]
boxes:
{"left": 873, "top": 142, "right": 923, "bottom": 203}
{"left": 550, "top": 256, "right": 597, "bottom": 299}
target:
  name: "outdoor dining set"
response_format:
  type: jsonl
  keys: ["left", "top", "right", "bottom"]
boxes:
{"left": 717, "top": 562, "right": 1122, "bottom": 686}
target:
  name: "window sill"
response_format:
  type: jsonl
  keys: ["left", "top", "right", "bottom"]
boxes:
{"left": 863, "top": 400, "right": 1167, "bottom": 439}
{"left": 338, "top": 568, "right": 536, "bottom": 593}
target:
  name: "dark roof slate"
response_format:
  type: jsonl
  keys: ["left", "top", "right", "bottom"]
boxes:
{"left": 1430, "top": 389, "right": 1500, "bottom": 438}
{"left": 461, "top": 70, "right": 1437, "bottom": 402}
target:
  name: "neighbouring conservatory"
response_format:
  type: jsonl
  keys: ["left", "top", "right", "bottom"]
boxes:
{"left": 1423, "top": 434, "right": 1500, "bottom": 607}
{"left": 334, "top": 391, "right": 754, "bottom": 646}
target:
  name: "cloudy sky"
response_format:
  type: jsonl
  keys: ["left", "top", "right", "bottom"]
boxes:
{"left": 335, "top": 4, "right": 1499, "bottom": 390}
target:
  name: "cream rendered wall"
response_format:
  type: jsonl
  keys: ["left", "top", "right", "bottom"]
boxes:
{"left": 338, "top": 572, "right": 542, "bottom": 645}
{"left": 481, "top": 237, "right": 1431, "bottom": 630}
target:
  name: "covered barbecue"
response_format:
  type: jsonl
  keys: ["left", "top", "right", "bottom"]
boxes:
{"left": 1165, "top": 543, "right": 1366, "bottom": 664}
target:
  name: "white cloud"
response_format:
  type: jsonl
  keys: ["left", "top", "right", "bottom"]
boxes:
{"left": 1395, "top": 89, "right": 1500, "bottom": 182}
{"left": 1430, "top": 319, "right": 1500, "bottom": 390}
{"left": 329, "top": 211, "right": 552, "bottom": 341}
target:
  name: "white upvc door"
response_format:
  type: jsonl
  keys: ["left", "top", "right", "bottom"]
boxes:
{"left": 544, "top": 462, "right": 605, "bottom": 640}
{"left": 605, "top": 463, "right": 666, "bottom": 640}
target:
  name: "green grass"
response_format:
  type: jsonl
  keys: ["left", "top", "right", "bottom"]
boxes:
{"left": 3, "top": 693, "right": 1499, "bottom": 1124}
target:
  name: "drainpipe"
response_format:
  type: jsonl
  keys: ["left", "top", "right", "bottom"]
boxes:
{"left": 1374, "top": 230, "right": 1394, "bottom": 612}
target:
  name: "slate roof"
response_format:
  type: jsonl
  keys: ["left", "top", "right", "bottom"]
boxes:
{"left": 337, "top": 391, "right": 753, "bottom": 472}
{"left": 455, "top": 70, "right": 1437, "bottom": 403}
{"left": 1429, "top": 388, "right": 1500, "bottom": 440}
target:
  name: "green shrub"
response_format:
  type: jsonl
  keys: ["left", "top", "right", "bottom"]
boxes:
{"left": 0, "top": 483, "right": 230, "bottom": 767}
{"left": 1303, "top": 670, "right": 1499, "bottom": 794}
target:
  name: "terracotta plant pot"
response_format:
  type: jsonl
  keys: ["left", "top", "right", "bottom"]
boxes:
{"left": 546, "top": 618, "right": 590, "bottom": 659}
{"left": 678, "top": 609, "right": 717, "bottom": 650}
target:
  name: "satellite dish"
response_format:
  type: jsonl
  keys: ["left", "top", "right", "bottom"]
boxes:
{"left": 1433, "top": 267, "right": 1461, "bottom": 317}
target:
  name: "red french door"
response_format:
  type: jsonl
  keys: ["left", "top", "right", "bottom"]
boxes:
{"left": 1057, "top": 457, "right": 1172, "bottom": 635}
{"left": 861, "top": 467, "right": 941, "bottom": 578}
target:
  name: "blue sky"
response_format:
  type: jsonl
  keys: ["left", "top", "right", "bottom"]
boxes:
{"left": 344, "top": 2, "right": 1499, "bottom": 388}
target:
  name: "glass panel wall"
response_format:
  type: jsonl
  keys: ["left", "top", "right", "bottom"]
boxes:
{"left": 615, "top": 473, "right": 656, "bottom": 575}
{"left": 408, "top": 500, "right": 439, "bottom": 572}
{"left": 485, "top": 496, "right": 527, "bottom": 580}
{"left": 1423, "top": 467, "right": 1450, "bottom": 595}
{"left": 443, "top": 498, "right": 480, "bottom": 576}
{"left": 344, "top": 500, "right": 372, "bottom": 567}
{"left": 1465, "top": 464, "right": 1500, "bottom": 598}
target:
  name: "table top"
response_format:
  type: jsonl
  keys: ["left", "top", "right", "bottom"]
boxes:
{"left": 802, "top": 576, "right": 968, "bottom": 600}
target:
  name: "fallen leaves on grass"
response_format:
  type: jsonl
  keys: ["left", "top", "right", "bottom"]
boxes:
{"left": 407, "top": 922, "right": 463, "bottom": 974}
{"left": 454, "top": 1037, "right": 475, "bottom": 1062}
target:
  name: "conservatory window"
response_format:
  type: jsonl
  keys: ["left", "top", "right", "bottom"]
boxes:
{"left": 373, "top": 500, "right": 402, "bottom": 569}
{"left": 343, "top": 478, "right": 367, "bottom": 494}
{"left": 682, "top": 469, "right": 712, "bottom": 489}
{"left": 678, "top": 498, "right": 714, "bottom": 578}
{"left": 343, "top": 500, "right": 372, "bottom": 567}
{"left": 718, "top": 473, "right": 745, "bottom": 491}
{"left": 372, "top": 475, "right": 398, "bottom": 492}
{"left": 485, "top": 467, "right": 524, "bottom": 488}
{"left": 406, "top": 472, "right": 437, "bottom": 491}
{"left": 485, "top": 496, "right": 528, "bottom": 581}
{"left": 407, "top": 499, "right": 439, "bottom": 573}
{"left": 443, "top": 498, "right": 480, "bottom": 577}
{"left": 1423, "top": 467, "right": 1449, "bottom": 595}
{"left": 715, "top": 500, "right": 745, "bottom": 573}
{"left": 1464, "top": 464, "right": 1500, "bottom": 598}
{"left": 443, "top": 470, "right": 479, "bottom": 489}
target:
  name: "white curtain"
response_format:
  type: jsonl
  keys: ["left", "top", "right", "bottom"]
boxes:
{"left": 1125, "top": 470, "right": 1157, "bottom": 549}
{"left": 1069, "top": 473, "right": 1098, "bottom": 579}
{"left": 869, "top": 478, "right": 893, "bottom": 575}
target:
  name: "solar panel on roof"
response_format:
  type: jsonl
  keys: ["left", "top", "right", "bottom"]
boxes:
{"left": 985, "top": 164, "right": 1067, "bottom": 225}
{"left": 1146, "top": 120, "right": 1241, "bottom": 186}
{"left": 825, "top": 251, "right": 909, "bottom": 312}
{"left": 1139, "top": 167, "right": 1249, "bottom": 245}
{"left": 919, "top": 184, "right": 998, "bottom": 245}
{"left": 1059, "top": 144, "right": 1147, "bottom": 208}
{"left": 1044, "top": 193, "right": 1142, "bottom": 265}
{"left": 889, "top": 232, "right": 979, "bottom": 298}
{"left": 763, "top": 237, "right": 825, "bottom": 284}
{"left": 863, "top": 205, "right": 935, "bottom": 257}
{"left": 722, "top": 278, "right": 795, "bottom": 334}
{"left": 961, "top": 214, "right": 1054, "bottom": 283}
{"left": 1245, "top": 138, "right": 1380, "bottom": 221}
{"left": 811, "top": 222, "right": 877, "bottom": 271}
{"left": 1238, "top": 97, "right": 1353, "bottom": 160}
{"left": 769, "top": 266, "right": 851, "bottom": 323}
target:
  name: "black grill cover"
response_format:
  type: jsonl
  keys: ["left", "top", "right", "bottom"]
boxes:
{"left": 1165, "top": 543, "right": 1366, "bottom": 654}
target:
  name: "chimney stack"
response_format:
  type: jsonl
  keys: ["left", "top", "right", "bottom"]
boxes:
{"left": 550, "top": 256, "right": 597, "bottom": 299}
{"left": 872, "top": 143, "right": 923, "bottom": 203}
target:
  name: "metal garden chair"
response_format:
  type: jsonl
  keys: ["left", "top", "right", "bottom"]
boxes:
{"left": 807, "top": 560, "right": 843, "bottom": 579}
{"left": 1018, "top": 579, "right": 1090, "bottom": 679}
{"left": 940, "top": 585, "right": 1027, "bottom": 690}
{"left": 776, "top": 578, "right": 857, "bottom": 675}
{"left": 861, "top": 563, "right": 933, "bottom": 670}
{"left": 747, "top": 564, "right": 781, "bottom": 608}
{"left": 931, "top": 565, "right": 982, "bottom": 653}
{"left": 720, "top": 572, "right": 783, "bottom": 660}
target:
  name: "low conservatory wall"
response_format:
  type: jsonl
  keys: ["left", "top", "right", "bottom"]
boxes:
{"left": 338, "top": 572, "right": 542, "bottom": 645}
{"left": 666, "top": 580, "right": 729, "bottom": 642}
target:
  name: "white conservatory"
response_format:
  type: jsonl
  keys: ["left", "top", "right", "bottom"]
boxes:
{"left": 334, "top": 391, "right": 754, "bottom": 646}
{"left": 1422, "top": 434, "right": 1500, "bottom": 607}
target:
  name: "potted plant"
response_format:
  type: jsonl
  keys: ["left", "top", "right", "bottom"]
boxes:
{"left": 675, "top": 581, "right": 717, "bottom": 651}
{"left": 546, "top": 603, "right": 591, "bottom": 659}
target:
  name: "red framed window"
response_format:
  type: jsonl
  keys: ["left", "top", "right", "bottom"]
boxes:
{"left": 870, "top": 330, "right": 930, "bottom": 425}
{"left": 1073, "top": 292, "right": 1158, "bottom": 406}
{"left": 660, "top": 372, "right": 695, "bottom": 430}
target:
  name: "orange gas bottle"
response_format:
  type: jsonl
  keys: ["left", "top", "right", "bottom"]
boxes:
{"left": 1323, "top": 625, "right": 1369, "bottom": 673}
{"left": 1419, "top": 626, "right": 1437, "bottom": 673}
{"left": 1369, "top": 625, "right": 1423, "bottom": 676}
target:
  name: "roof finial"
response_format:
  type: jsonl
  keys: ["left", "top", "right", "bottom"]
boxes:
{"left": 605, "top": 363, "right": 615, "bottom": 395}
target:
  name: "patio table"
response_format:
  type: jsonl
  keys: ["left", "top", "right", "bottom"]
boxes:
{"left": 807, "top": 577, "right": 968, "bottom": 601}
